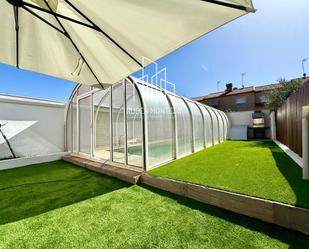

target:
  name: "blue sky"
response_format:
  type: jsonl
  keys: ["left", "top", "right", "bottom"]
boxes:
{"left": 0, "top": 0, "right": 308, "bottom": 101}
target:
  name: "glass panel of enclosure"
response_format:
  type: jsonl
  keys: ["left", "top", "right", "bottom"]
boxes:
{"left": 93, "top": 88, "right": 110, "bottom": 160}
{"left": 126, "top": 80, "right": 143, "bottom": 167}
{"left": 78, "top": 85, "right": 91, "bottom": 95}
{"left": 200, "top": 105, "right": 213, "bottom": 148}
{"left": 112, "top": 82, "right": 125, "bottom": 164}
{"left": 71, "top": 95, "right": 78, "bottom": 153}
{"left": 216, "top": 110, "right": 224, "bottom": 142}
{"left": 78, "top": 95, "right": 92, "bottom": 154}
{"left": 223, "top": 112, "right": 230, "bottom": 140}
{"left": 225, "top": 112, "right": 230, "bottom": 139}
{"left": 136, "top": 83, "right": 174, "bottom": 168}
{"left": 66, "top": 79, "right": 231, "bottom": 170}
{"left": 207, "top": 107, "right": 219, "bottom": 145}
{"left": 168, "top": 94, "right": 192, "bottom": 158}
{"left": 213, "top": 108, "right": 223, "bottom": 143}
{"left": 186, "top": 101, "right": 204, "bottom": 151}
{"left": 218, "top": 111, "right": 226, "bottom": 141}
{"left": 65, "top": 103, "right": 72, "bottom": 152}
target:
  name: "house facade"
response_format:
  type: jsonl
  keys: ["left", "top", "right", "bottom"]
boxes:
{"left": 193, "top": 83, "right": 282, "bottom": 139}
{"left": 192, "top": 83, "right": 282, "bottom": 112}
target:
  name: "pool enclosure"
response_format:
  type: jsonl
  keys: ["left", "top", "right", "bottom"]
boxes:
{"left": 65, "top": 77, "right": 230, "bottom": 170}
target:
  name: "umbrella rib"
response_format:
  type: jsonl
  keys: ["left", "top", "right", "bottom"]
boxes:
{"left": 22, "top": 1, "right": 99, "bottom": 31}
{"left": 42, "top": 0, "right": 104, "bottom": 89}
{"left": 22, "top": 6, "right": 67, "bottom": 36}
{"left": 13, "top": 6, "right": 19, "bottom": 68}
{"left": 64, "top": 0, "right": 143, "bottom": 68}
{"left": 200, "top": 0, "right": 256, "bottom": 13}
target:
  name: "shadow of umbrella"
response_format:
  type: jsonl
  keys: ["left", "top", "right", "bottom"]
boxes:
{"left": 0, "top": 122, "right": 16, "bottom": 158}
{"left": 0, "top": 120, "right": 37, "bottom": 159}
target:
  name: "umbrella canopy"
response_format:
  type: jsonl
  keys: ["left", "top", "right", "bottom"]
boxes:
{"left": 0, "top": 0, "right": 255, "bottom": 88}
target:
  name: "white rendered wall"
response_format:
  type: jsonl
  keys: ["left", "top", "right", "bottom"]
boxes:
{"left": 303, "top": 106, "right": 309, "bottom": 180}
{"left": 270, "top": 111, "right": 276, "bottom": 140}
{"left": 0, "top": 94, "right": 65, "bottom": 159}
{"left": 227, "top": 110, "right": 271, "bottom": 127}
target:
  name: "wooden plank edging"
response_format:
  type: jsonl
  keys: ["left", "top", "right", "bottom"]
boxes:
{"left": 63, "top": 155, "right": 141, "bottom": 184}
{"left": 140, "top": 174, "right": 309, "bottom": 235}
{"left": 63, "top": 155, "right": 309, "bottom": 235}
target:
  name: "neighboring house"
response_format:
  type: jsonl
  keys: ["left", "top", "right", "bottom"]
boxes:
{"left": 193, "top": 82, "right": 283, "bottom": 140}
{"left": 192, "top": 82, "right": 282, "bottom": 112}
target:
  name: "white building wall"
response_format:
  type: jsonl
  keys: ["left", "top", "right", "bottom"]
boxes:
{"left": 227, "top": 110, "right": 271, "bottom": 140}
{"left": 0, "top": 94, "right": 66, "bottom": 159}
{"left": 228, "top": 110, "right": 271, "bottom": 127}
{"left": 270, "top": 111, "right": 276, "bottom": 140}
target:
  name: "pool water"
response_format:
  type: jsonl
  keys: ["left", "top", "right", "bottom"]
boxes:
{"left": 128, "top": 143, "right": 173, "bottom": 157}
{"left": 128, "top": 142, "right": 193, "bottom": 158}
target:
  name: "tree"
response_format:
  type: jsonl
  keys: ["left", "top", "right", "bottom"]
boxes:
{"left": 265, "top": 78, "right": 302, "bottom": 111}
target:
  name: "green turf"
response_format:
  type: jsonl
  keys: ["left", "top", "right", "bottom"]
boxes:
{"left": 0, "top": 184, "right": 308, "bottom": 248}
{"left": 0, "top": 160, "right": 129, "bottom": 225}
{"left": 149, "top": 141, "right": 309, "bottom": 208}
{"left": 1, "top": 160, "right": 308, "bottom": 248}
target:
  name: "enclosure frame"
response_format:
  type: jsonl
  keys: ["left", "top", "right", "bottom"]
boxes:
{"left": 65, "top": 76, "right": 230, "bottom": 171}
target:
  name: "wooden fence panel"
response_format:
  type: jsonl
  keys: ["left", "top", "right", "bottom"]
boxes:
{"left": 276, "top": 80, "right": 309, "bottom": 157}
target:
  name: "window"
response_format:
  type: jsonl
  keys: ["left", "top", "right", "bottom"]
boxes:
{"left": 259, "top": 95, "right": 267, "bottom": 103}
{"left": 208, "top": 99, "right": 219, "bottom": 107}
{"left": 235, "top": 96, "right": 247, "bottom": 105}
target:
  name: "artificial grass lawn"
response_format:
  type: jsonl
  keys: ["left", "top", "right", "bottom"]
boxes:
{"left": 149, "top": 141, "right": 309, "bottom": 208}
{"left": 0, "top": 160, "right": 129, "bottom": 225}
{"left": 0, "top": 161, "right": 309, "bottom": 248}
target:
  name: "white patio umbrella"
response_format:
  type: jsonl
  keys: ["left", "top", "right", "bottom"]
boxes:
{"left": 0, "top": 0, "right": 255, "bottom": 88}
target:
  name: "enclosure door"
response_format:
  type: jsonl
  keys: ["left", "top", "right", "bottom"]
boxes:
{"left": 77, "top": 94, "right": 92, "bottom": 155}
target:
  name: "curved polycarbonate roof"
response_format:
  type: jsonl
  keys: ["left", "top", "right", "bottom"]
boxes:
{"left": 66, "top": 76, "right": 231, "bottom": 169}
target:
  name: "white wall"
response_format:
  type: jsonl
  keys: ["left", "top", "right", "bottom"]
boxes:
{"left": 270, "top": 111, "right": 276, "bottom": 140}
{"left": 227, "top": 110, "right": 271, "bottom": 140}
{"left": 0, "top": 94, "right": 66, "bottom": 159}
{"left": 227, "top": 110, "right": 271, "bottom": 127}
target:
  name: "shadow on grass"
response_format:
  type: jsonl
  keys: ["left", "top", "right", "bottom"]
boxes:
{"left": 270, "top": 145, "right": 309, "bottom": 208}
{"left": 141, "top": 184, "right": 309, "bottom": 249}
{"left": 0, "top": 160, "right": 129, "bottom": 225}
{"left": 251, "top": 141, "right": 309, "bottom": 208}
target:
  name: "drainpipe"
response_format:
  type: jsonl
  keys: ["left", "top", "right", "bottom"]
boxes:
{"left": 303, "top": 106, "right": 309, "bottom": 180}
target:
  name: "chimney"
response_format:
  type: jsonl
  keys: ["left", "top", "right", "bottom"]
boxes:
{"left": 226, "top": 83, "right": 233, "bottom": 93}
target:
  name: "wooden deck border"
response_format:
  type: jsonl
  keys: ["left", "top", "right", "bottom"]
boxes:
{"left": 140, "top": 174, "right": 309, "bottom": 235}
{"left": 63, "top": 155, "right": 142, "bottom": 184}
{"left": 62, "top": 154, "right": 309, "bottom": 235}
